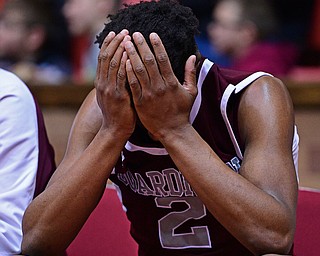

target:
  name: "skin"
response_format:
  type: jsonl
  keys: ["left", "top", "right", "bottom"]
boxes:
{"left": 0, "top": 9, "right": 46, "bottom": 60}
{"left": 63, "top": 0, "right": 117, "bottom": 36}
{"left": 207, "top": 0, "right": 256, "bottom": 58}
{"left": 21, "top": 30, "right": 298, "bottom": 256}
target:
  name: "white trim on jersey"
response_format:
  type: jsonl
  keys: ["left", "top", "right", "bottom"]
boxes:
{"left": 220, "top": 70, "right": 273, "bottom": 160}
{"left": 122, "top": 59, "right": 299, "bottom": 179}
{"left": 124, "top": 59, "right": 216, "bottom": 156}
{"left": 125, "top": 141, "right": 168, "bottom": 155}
{"left": 215, "top": 62, "right": 299, "bottom": 178}
{"left": 189, "top": 59, "right": 214, "bottom": 124}
{"left": 292, "top": 126, "right": 300, "bottom": 179}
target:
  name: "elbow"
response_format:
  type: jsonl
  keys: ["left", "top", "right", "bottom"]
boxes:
{"left": 249, "top": 228, "right": 295, "bottom": 256}
{"left": 21, "top": 230, "right": 51, "bottom": 256}
{"left": 21, "top": 228, "right": 65, "bottom": 256}
{"left": 21, "top": 213, "right": 50, "bottom": 255}
{"left": 21, "top": 234, "right": 43, "bottom": 256}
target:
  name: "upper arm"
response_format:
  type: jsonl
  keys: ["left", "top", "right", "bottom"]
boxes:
{"left": 238, "top": 76, "right": 298, "bottom": 211}
{"left": 47, "top": 89, "right": 102, "bottom": 185}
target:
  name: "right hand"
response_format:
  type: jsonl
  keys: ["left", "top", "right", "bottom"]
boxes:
{"left": 95, "top": 29, "right": 136, "bottom": 138}
{"left": 125, "top": 32, "right": 197, "bottom": 141}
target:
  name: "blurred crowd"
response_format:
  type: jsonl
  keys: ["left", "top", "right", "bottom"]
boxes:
{"left": 0, "top": 0, "right": 319, "bottom": 85}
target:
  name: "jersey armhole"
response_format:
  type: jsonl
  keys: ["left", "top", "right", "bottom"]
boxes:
{"left": 220, "top": 72, "right": 272, "bottom": 160}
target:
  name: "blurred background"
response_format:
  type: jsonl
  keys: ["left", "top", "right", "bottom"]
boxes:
{"left": 1, "top": 0, "right": 320, "bottom": 189}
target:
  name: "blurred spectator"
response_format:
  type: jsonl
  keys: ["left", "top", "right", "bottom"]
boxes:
{"left": 0, "top": 68, "right": 56, "bottom": 254}
{"left": 63, "top": 0, "right": 121, "bottom": 84}
{"left": 207, "top": 0, "right": 300, "bottom": 77}
{"left": 180, "top": 0, "right": 230, "bottom": 67}
{"left": 0, "top": 0, "right": 71, "bottom": 85}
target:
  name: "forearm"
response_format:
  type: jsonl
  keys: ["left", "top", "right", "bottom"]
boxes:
{"left": 159, "top": 125, "right": 295, "bottom": 254}
{"left": 21, "top": 130, "right": 126, "bottom": 255}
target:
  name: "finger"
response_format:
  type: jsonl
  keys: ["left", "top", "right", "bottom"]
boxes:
{"left": 132, "top": 32, "right": 161, "bottom": 83}
{"left": 183, "top": 55, "right": 197, "bottom": 96}
{"left": 124, "top": 39, "right": 150, "bottom": 90}
{"left": 126, "top": 59, "right": 141, "bottom": 105}
{"left": 149, "top": 32, "right": 177, "bottom": 87}
{"left": 117, "top": 51, "right": 128, "bottom": 93}
{"left": 97, "top": 29, "right": 129, "bottom": 83}
{"left": 95, "top": 31, "right": 115, "bottom": 84}
{"left": 108, "top": 34, "right": 131, "bottom": 86}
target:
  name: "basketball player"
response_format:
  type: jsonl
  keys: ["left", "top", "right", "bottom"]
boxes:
{"left": 21, "top": 1, "right": 299, "bottom": 255}
{"left": 0, "top": 68, "right": 55, "bottom": 254}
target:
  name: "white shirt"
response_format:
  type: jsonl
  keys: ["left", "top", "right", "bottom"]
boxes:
{"left": 0, "top": 69, "right": 39, "bottom": 255}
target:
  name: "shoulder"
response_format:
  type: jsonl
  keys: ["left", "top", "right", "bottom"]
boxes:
{"left": 0, "top": 68, "right": 27, "bottom": 89}
{"left": 197, "top": 59, "right": 254, "bottom": 86}
{"left": 241, "top": 75, "right": 292, "bottom": 107}
{"left": 0, "top": 69, "right": 35, "bottom": 107}
{"left": 238, "top": 75, "right": 294, "bottom": 143}
{"left": 0, "top": 70, "right": 37, "bottom": 124}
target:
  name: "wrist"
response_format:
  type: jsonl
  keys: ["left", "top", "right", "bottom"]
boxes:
{"left": 156, "top": 123, "right": 194, "bottom": 146}
{"left": 97, "top": 126, "right": 131, "bottom": 148}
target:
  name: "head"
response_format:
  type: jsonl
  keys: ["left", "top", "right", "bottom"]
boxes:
{"left": 0, "top": 0, "right": 54, "bottom": 61}
{"left": 208, "top": 0, "right": 278, "bottom": 57}
{"left": 63, "top": 0, "right": 121, "bottom": 36}
{"left": 96, "top": 0, "right": 199, "bottom": 84}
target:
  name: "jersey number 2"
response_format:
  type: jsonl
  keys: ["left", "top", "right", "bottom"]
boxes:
{"left": 155, "top": 196, "right": 212, "bottom": 249}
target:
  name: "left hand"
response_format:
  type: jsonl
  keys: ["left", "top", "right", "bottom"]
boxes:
{"left": 124, "top": 32, "right": 197, "bottom": 140}
{"left": 95, "top": 30, "right": 136, "bottom": 139}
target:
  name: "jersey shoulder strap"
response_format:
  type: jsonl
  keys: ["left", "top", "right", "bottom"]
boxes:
{"left": 220, "top": 68, "right": 273, "bottom": 159}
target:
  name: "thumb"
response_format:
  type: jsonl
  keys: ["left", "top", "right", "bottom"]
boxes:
{"left": 183, "top": 55, "right": 197, "bottom": 96}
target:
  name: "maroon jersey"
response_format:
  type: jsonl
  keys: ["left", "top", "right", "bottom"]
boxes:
{"left": 109, "top": 59, "right": 273, "bottom": 255}
{"left": 33, "top": 97, "right": 56, "bottom": 198}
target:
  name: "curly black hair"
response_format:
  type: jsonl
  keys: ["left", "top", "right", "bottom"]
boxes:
{"left": 96, "top": 0, "right": 199, "bottom": 83}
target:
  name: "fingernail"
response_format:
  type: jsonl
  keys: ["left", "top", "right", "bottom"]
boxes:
{"left": 133, "top": 32, "right": 142, "bottom": 40}
{"left": 125, "top": 41, "right": 133, "bottom": 49}
{"left": 150, "top": 33, "right": 158, "bottom": 40}
{"left": 108, "top": 31, "right": 115, "bottom": 37}
{"left": 121, "top": 29, "right": 128, "bottom": 35}
{"left": 123, "top": 35, "right": 131, "bottom": 41}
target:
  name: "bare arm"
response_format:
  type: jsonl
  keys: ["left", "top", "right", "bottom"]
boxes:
{"left": 125, "top": 32, "right": 298, "bottom": 255}
{"left": 158, "top": 77, "right": 298, "bottom": 255}
{"left": 21, "top": 30, "right": 135, "bottom": 255}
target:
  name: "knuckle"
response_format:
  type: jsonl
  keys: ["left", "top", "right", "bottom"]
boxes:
{"left": 167, "top": 77, "right": 177, "bottom": 87}
{"left": 136, "top": 38, "right": 144, "bottom": 46}
{"left": 127, "top": 48, "right": 137, "bottom": 57}
{"left": 98, "top": 51, "right": 111, "bottom": 62}
{"left": 117, "top": 70, "right": 126, "bottom": 81}
{"left": 143, "top": 91, "right": 153, "bottom": 101}
{"left": 134, "top": 65, "right": 145, "bottom": 74}
{"left": 156, "top": 52, "right": 168, "bottom": 64}
{"left": 143, "top": 55, "right": 156, "bottom": 65}
{"left": 95, "top": 83, "right": 105, "bottom": 95}
{"left": 102, "top": 39, "right": 110, "bottom": 47}
{"left": 128, "top": 78, "right": 139, "bottom": 87}
{"left": 109, "top": 58, "right": 118, "bottom": 69}
{"left": 95, "top": 79, "right": 107, "bottom": 92}
{"left": 151, "top": 39, "right": 161, "bottom": 48}
{"left": 155, "top": 86, "right": 165, "bottom": 96}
